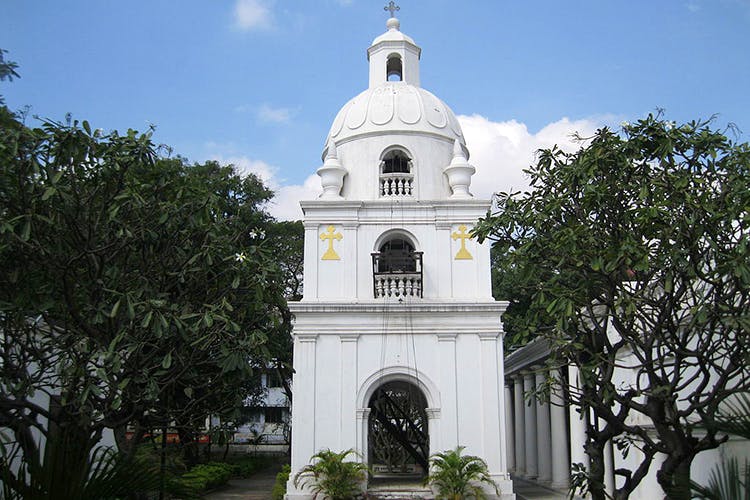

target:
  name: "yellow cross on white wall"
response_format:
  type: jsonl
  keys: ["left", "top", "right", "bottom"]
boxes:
{"left": 451, "top": 225, "right": 473, "bottom": 260}
{"left": 320, "top": 225, "right": 343, "bottom": 260}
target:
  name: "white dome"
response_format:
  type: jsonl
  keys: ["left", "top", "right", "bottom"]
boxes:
{"left": 323, "top": 82, "right": 466, "bottom": 159}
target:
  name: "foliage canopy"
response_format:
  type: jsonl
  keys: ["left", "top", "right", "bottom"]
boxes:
{"left": 475, "top": 114, "right": 750, "bottom": 499}
{"left": 0, "top": 112, "right": 292, "bottom": 492}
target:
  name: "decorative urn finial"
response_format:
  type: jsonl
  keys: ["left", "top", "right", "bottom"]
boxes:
{"left": 443, "top": 140, "right": 475, "bottom": 199}
{"left": 317, "top": 139, "right": 347, "bottom": 199}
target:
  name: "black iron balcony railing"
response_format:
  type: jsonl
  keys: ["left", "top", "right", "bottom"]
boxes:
{"left": 371, "top": 251, "right": 423, "bottom": 298}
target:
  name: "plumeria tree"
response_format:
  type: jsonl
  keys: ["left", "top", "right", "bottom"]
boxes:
{"left": 0, "top": 112, "right": 291, "bottom": 492}
{"left": 475, "top": 114, "right": 750, "bottom": 499}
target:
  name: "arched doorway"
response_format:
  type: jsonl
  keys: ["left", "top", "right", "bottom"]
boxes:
{"left": 367, "top": 380, "right": 429, "bottom": 478}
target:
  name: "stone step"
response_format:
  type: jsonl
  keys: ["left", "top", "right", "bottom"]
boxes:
{"left": 366, "top": 492, "right": 433, "bottom": 500}
{"left": 367, "top": 486, "right": 433, "bottom": 499}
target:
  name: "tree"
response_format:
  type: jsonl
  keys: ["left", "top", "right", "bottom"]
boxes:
{"left": 0, "top": 114, "right": 291, "bottom": 492}
{"left": 474, "top": 114, "right": 750, "bottom": 499}
{"left": 262, "top": 219, "right": 303, "bottom": 405}
{"left": 0, "top": 49, "right": 20, "bottom": 106}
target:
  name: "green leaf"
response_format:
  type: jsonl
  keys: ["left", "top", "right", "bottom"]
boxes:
{"left": 162, "top": 352, "right": 172, "bottom": 369}
{"left": 41, "top": 186, "right": 56, "bottom": 200}
{"left": 141, "top": 310, "right": 153, "bottom": 328}
{"left": 109, "top": 299, "right": 121, "bottom": 318}
{"left": 20, "top": 219, "right": 30, "bottom": 241}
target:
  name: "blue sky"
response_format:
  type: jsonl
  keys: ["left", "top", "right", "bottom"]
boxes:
{"left": 3, "top": 1, "right": 749, "bottom": 219}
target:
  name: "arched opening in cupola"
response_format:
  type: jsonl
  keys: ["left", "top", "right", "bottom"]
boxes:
{"left": 387, "top": 53, "right": 403, "bottom": 81}
{"left": 382, "top": 149, "right": 411, "bottom": 174}
{"left": 379, "top": 148, "right": 414, "bottom": 197}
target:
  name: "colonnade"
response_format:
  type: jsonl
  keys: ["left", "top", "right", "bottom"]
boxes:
{"left": 503, "top": 367, "right": 574, "bottom": 490}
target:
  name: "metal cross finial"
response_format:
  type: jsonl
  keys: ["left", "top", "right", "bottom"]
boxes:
{"left": 384, "top": 1, "right": 400, "bottom": 18}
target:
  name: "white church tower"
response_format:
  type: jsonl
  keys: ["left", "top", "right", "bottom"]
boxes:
{"left": 287, "top": 7, "right": 515, "bottom": 499}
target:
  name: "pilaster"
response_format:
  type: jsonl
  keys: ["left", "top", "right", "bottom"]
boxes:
{"left": 437, "top": 333, "right": 458, "bottom": 448}
{"left": 339, "top": 334, "right": 359, "bottom": 450}
{"left": 478, "top": 333, "right": 502, "bottom": 472}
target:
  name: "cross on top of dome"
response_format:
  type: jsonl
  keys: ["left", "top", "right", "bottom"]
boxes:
{"left": 384, "top": 1, "right": 400, "bottom": 18}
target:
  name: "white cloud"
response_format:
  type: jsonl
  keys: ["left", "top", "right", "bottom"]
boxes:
{"left": 268, "top": 175, "right": 321, "bottom": 221}
{"left": 257, "top": 103, "right": 293, "bottom": 124}
{"left": 458, "top": 115, "right": 605, "bottom": 198}
{"left": 212, "top": 155, "right": 320, "bottom": 221}
{"left": 220, "top": 155, "right": 279, "bottom": 187}
{"left": 234, "top": 0, "right": 273, "bottom": 31}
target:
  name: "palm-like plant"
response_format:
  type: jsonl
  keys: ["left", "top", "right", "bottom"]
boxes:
{"left": 293, "top": 448, "right": 368, "bottom": 500}
{"left": 424, "top": 446, "right": 499, "bottom": 500}
{"left": 691, "top": 394, "right": 750, "bottom": 500}
{"left": 0, "top": 444, "right": 198, "bottom": 500}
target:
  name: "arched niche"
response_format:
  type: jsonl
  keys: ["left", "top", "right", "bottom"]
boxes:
{"left": 386, "top": 53, "right": 403, "bottom": 81}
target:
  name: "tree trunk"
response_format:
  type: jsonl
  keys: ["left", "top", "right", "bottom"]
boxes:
{"left": 585, "top": 438, "right": 608, "bottom": 500}
{"left": 657, "top": 454, "right": 694, "bottom": 500}
{"left": 177, "top": 425, "right": 199, "bottom": 466}
{"left": 43, "top": 416, "right": 97, "bottom": 499}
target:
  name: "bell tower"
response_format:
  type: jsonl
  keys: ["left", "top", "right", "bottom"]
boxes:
{"left": 286, "top": 7, "right": 515, "bottom": 499}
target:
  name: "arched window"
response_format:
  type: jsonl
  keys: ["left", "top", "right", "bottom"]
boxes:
{"left": 387, "top": 54, "right": 403, "bottom": 81}
{"left": 377, "top": 238, "right": 416, "bottom": 273}
{"left": 381, "top": 149, "right": 411, "bottom": 174}
{"left": 379, "top": 148, "right": 414, "bottom": 197}
{"left": 372, "top": 233, "right": 423, "bottom": 298}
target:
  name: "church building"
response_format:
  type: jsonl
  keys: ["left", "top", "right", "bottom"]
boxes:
{"left": 285, "top": 7, "right": 515, "bottom": 500}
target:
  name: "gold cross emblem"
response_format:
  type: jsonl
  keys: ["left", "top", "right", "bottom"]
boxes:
{"left": 320, "top": 225, "right": 343, "bottom": 260}
{"left": 451, "top": 225, "right": 473, "bottom": 260}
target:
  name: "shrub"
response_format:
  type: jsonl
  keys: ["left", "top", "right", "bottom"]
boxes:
{"left": 294, "top": 449, "right": 368, "bottom": 500}
{"left": 179, "top": 462, "right": 234, "bottom": 492}
{"left": 424, "top": 447, "right": 499, "bottom": 500}
{"left": 272, "top": 464, "right": 291, "bottom": 500}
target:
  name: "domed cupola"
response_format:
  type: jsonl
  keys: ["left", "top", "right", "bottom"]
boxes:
{"left": 318, "top": 9, "right": 474, "bottom": 201}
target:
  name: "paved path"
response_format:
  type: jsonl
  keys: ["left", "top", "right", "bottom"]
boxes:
{"left": 512, "top": 477, "right": 569, "bottom": 500}
{"left": 204, "top": 462, "right": 283, "bottom": 500}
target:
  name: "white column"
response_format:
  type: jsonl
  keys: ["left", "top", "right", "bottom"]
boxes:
{"left": 288, "top": 334, "right": 318, "bottom": 495}
{"left": 523, "top": 370, "right": 538, "bottom": 479}
{"left": 549, "top": 368, "right": 570, "bottom": 489}
{"left": 504, "top": 382, "right": 515, "bottom": 472}
{"left": 604, "top": 434, "right": 615, "bottom": 496}
{"left": 426, "top": 408, "right": 442, "bottom": 456}
{"left": 535, "top": 370, "right": 552, "bottom": 483}
{"left": 478, "top": 333, "right": 502, "bottom": 472}
{"left": 568, "top": 365, "right": 589, "bottom": 470}
{"left": 356, "top": 408, "right": 371, "bottom": 463}
{"left": 513, "top": 374, "right": 525, "bottom": 476}
{"left": 339, "top": 334, "right": 359, "bottom": 450}
{"left": 437, "top": 333, "right": 458, "bottom": 449}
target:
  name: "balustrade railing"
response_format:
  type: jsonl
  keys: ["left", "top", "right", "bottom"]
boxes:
{"left": 379, "top": 173, "right": 414, "bottom": 197}
{"left": 373, "top": 274, "right": 422, "bottom": 298}
{"left": 371, "top": 251, "right": 423, "bottom": 298}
